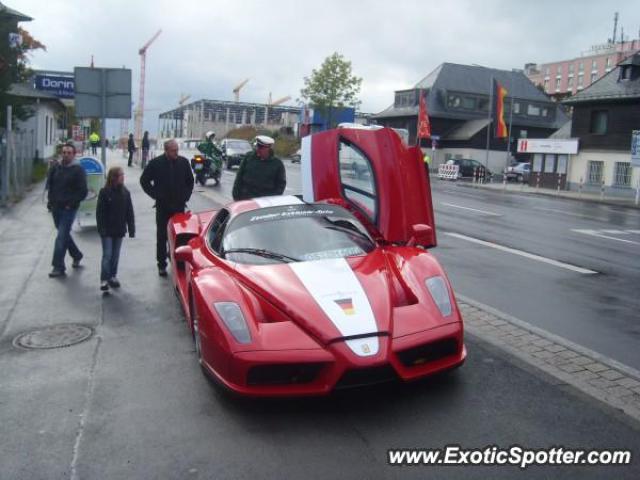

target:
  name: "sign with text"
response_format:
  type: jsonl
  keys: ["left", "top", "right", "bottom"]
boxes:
{"left": 517, "top": 138, "right": 579, "bottom": 154}
{"left": 631, "top": 130, "right": 640, "bottom": 168}
{"left": 74, "top": 67, "right": 131, "bottom": 118}
{"left": 34, "top": 74, "right": 75, "bottom": 98}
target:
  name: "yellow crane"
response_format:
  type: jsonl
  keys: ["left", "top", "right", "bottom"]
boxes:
{"left": 233, "top": 79, "right": 249, "bottom": 102}
{"left": 271, "top": 95, "right": 291, "bottom": 106}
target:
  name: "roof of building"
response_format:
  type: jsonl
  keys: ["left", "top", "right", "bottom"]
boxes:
{"left": 0, "top": 2, "right": 32, "bottom": 21}
{"left": 374, "top": 62, "right": 567, "bottom": 128}
{"left": 8, "top": 83, "right": 65, "bottom": 107}
{"left": 443, "top": 118, "right": 491, "bottom": 141}
{"left": 564, "top": 53, "right": 640, "bottom": 104}
{"left": 548, "top": 120, "right": 572, "bottom": 139}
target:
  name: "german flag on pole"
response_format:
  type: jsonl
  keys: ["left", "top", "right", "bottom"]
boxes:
{"left": 494, "top": 80, "right": 508, "bottom": 138}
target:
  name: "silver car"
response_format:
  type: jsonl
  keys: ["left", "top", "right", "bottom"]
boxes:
{"left": 504, "top": 162, "right": 531, "bottom": 182}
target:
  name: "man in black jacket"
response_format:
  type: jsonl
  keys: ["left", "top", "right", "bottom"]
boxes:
{"left": 47, "top": 143, "right": 88, "bottom": 277}
{"left": 232, "top": 135, "right": 286, "bottom": 201}
{"left": 140, "top": 139, "right": 194, "bottom": 276}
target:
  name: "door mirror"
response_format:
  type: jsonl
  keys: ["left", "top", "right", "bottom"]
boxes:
{"left": 407, "top": 224, "right": 433, "bottom": 247}
{"left": 175, "top": 245, "right": 193, "bottom": 264}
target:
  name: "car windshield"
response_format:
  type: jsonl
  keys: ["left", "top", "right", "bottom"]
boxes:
{"left": 221, "top": 204, "right": 375, "bottom": 265}
{"left": 227, "top": 140, "right": 251, "bottom": 150}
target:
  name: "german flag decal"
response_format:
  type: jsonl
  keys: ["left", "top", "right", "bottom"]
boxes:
{"left": 335, "top": 298, "right": 355, "bottom": 315}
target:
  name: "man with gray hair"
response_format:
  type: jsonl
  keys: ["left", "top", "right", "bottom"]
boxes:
{"left": 140, "top": 139, "right": 194, "bottom": 276}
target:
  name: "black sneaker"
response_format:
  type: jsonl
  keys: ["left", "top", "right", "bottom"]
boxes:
{"left": 100, "top": 281, "right": 110, "bottom": 291}
{"left": 108, "top": 278, "right": 121, "bottom": 288}
{"left": 49, "top": 269, "right": 66, "bottom": 278}
{"left": 158, "top": 267, "right": 168, "bottom": 277}
{"left": 72, "top": 255, "right": 83, "bottom": 268}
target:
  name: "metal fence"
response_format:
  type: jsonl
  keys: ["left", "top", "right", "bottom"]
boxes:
{"left": 0, "top": 127, "right": 38, "bottom": 206}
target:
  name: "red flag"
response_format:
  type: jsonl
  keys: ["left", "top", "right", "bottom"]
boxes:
{"left": 417, "top": 90, "right": 431, "bottom": 140}
{"left": 494, "top": 80, "right": 508, "bottom": 138}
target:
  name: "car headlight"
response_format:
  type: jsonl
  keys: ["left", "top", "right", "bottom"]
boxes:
{"left": 425, "top": 276, "right": 452, "bottom": 317}
{"left": 214, "top": 302, "right": 251, "bottom": 344}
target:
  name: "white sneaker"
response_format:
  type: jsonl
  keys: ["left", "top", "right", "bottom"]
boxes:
{"left": 100, "top": 281, "right": 109, "bottom": 292}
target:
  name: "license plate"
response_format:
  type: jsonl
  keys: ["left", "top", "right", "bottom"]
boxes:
{"left": 194, "top": 164, "right": 203, "bottom": 171}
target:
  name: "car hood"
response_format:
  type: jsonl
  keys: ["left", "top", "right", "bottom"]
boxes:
{"left": 233, "top": 250, "right": 396, "bottom": 357}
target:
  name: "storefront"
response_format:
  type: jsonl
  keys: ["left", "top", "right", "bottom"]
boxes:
{"left": 517, "top": 138, "right": 579, "bottom": 189}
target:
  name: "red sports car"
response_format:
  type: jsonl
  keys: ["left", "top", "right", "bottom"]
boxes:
{"left": 168, "top": 127, "right": 466, "bottom": 396}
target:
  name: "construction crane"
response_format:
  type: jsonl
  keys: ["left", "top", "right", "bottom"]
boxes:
{"left": 178, "top": 93, "right": 191, "bottom": 106}
{"left": 233, "top": 78, "right": 249, "bottom": 102}
{"left": 271, "top": 95, "right": 291, "bottom": 106}
{"left": 134, "top": 29, "right": 162, "bottom": 148}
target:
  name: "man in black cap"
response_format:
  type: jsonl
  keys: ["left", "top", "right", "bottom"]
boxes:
{"left": 140, "top": 139, "right": 194, "bottom": 276}
{"left": 232, "top": 135, "right": 286, "bottom": 201}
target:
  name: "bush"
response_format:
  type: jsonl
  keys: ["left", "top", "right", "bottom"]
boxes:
{"left": 224, "top": 126, "right": 300, "bottom": 158}
{"left": 31, "top": 161, "right": 48, "bottom": 183}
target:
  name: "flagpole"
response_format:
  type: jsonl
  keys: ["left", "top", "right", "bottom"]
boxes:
{"left": 415, "top": 89, "right": 421, "bottom": 147}
{"left": 505, "top": 69, "right": 515, "bottom": 170}
{"left": 484, "top": 76, "right": 493, "bottom": 168}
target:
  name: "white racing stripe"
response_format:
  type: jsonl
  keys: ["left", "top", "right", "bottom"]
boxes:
{"left": 440, "top": 202, "right": 502, "bottom": 216}
{"left": 444, "top": 232, "right": 598, "bottom": 274}
{"left": 253, "top": 195, "right": 303, "bottom": 208}
{"left": 289, "top": 258, "right": 379, "bottom": 357}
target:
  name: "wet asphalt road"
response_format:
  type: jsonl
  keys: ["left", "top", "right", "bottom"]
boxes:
{"left": 0, "top": 154, "right": 638, "bottom": 479}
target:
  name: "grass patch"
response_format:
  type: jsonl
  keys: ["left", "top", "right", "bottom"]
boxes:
{"left": 32, "top": 161, "right": 49, "bottom": 183}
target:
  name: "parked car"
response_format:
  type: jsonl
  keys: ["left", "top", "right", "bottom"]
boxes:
{"left": 291, "top": 148, "right": 301, "bottom": 163}
{"left": 220, "top": 139, "right": 252, "bottom": 169}
{"left": 168, "top": 126, "right": 465, "bottom": 397}
{"left": 504, "top": 162, "right": 531, "bottom": 183}
{"left": 440, "top": 158, "right": 492, "bottom": 180}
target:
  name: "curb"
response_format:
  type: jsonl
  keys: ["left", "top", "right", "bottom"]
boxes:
{"left": 457, "top": 293, "right": 640, "bottom": 423}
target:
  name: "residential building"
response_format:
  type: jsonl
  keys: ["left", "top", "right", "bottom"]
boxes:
{"left": 373, "top": 63, "right": 568, "bottom": 174}
{"left": 526, "top": 39, "right": 640, "bottom": 100}
{"left": 560, "top": 53, "right": 640, "bottom": 198}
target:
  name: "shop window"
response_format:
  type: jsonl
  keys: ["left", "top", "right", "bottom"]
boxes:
{"left": 613, "top": 162, "right": 631, "bottom": 187}
{"left": 532, "top": 154, "right": 543, "bottom": 172}
{"left": 557, "top": 155, "right": 568, "bottom": 174}
{"left": 544, "top": 154, "right": 556, "bottom": 173}
{"left": 587, "top": 161, "right": 604, "bottom": 185}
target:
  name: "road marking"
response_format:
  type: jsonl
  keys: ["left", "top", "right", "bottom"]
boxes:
{"left": 444, "top": 232, "right": 598, "bottom": 274}
{"left": 629, "top": 230, "right": 640, "bottom": 234}
{"left": 531, "top": 206, "right": 604, "bottom": 221}
{"left": 440, "top": 189, "right": 485, "bottom": 199}
{"left": 439, "top": 202, "right": 502, "bottom": 216}
{"left": 601, "top": 229, "right": 627, "bottom": 234}
{"left": 572, "top": 229, "right": 640, "bottom": 245}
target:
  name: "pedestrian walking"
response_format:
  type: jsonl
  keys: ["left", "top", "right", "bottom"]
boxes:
{"left": 140, "top": 139, "right": 194, "bottom": 276}
{"left": 127, "top": 133, "right": 136, "bottom": 167}
{"left": 232, "top": 135, "right": 286, "bottom": 201}
{"left": 46, "top": 143, "right": 88, "bottom": 278}
{"left": 96, "top": 166, "right": 135, "bottom": 292}
{"left": 89, "top": 131, "right": 100, "bottom": 155}
{"left": 141, "top": 131, "right": 150, "bottom": 168}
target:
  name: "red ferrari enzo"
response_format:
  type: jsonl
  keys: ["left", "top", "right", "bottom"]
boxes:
{"left": 168, "top": 126, "right": 466, "bottom": 396}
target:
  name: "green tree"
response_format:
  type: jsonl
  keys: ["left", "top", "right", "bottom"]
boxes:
{"left": 0, "top": 21, "right": 46, "bottom": 125}
{"left": 300, "top": 52, "right": 362, "bottom": 129}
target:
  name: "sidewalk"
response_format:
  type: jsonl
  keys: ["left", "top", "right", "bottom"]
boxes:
{"left": 447, "top": 177, "right": 640, "bottom": 209}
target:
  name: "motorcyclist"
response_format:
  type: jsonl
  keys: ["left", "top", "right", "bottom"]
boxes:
{"left": 197, "top": 131, "right": 223, "bottom": 185}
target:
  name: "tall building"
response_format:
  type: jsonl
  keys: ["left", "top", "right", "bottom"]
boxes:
{"left": 526, "top": 39, "right": 640, "bottom": 100}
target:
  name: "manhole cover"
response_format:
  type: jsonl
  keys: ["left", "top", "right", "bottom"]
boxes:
{"left": 13, "top": 324, "right": 94, "bottom": 350}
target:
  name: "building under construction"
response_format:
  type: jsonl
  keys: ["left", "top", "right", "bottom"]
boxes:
{"left": 158, "top": 99, "right": 301, "bottom": 140}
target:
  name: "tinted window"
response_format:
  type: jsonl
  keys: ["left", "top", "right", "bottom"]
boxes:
{"left": 338, "top": 140, "right": 377, "bottom": 222}
{"left": 208, "top": 209, "right": 230, "bottom": 253}
{"left": 222, "top": 204, "right": 375, "bottom": 265}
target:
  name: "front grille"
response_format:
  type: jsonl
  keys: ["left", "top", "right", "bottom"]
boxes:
{"left": 397, "top": 338, "right": 459, "bottom": 367}
{"left": 247, "top": 363, "right": 325, "bottom": 386}
{"left": 335, "top": 364, "right": 398, "bottom": 390}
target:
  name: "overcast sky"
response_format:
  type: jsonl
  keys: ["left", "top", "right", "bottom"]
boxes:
{"left": 16, "top": 0, "right": 640, "bottom": 135}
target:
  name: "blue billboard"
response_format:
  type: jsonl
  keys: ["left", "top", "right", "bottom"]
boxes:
{"left": 34, "top": 74, "right": 75, "bottom": 99}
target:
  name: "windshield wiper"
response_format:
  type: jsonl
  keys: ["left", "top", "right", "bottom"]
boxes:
{"left": 224, "top": 248, "right": 301, "bottom": 263}
{"left": 323, "top": 220, "right": 373, "bottom": 244}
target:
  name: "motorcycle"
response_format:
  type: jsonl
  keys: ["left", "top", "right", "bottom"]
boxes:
{"left": 191, "top": 153, "right": 221, "bottom": 186}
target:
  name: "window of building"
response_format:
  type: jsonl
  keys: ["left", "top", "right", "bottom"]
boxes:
{"left": 513, "top": 102, "right": 521, "bottom": 114}
{"left": 544, "top": 154, "right": 556, "bottom": 173}
{"left": 606, "top": 57, "right": 612, "bottom": 68}
{"left": 519, "top": 130, "right": 528, "bottom": 138}
{"left": 545, "top": 67, "right": 550, "bottom": 76}
{"left": 527, "top": 104, "right": 541, "bottom": 116}
{"left": 45, "top": 115, "right": 49, "bottom": 145}
{"left": 591, "top": 59, "right": 598, "bottom": 71}
{"left": 587, "top": 161, "right": 604, "bottom": 184}
{"left": 578, "top": 75, "right": 584, "bottom": 87}
{"left": 555, "top": 79, "right": 561, "bottom": 91}
{"left": 462, "top": 97, "right": 477, "bottom": 109}
{"left": 567, "top": 77, "right": 574, "bottom": 89}
{"left": 478, "top": 97, "right": 489, "bottom": 112}
{"left": 614, "top": 162, "right": 632, "bottom": 187}
{"left": 557, "top": 155, "right": 568, "bottom": 174}
{"left": 541, "top": 107, "right": 549, "bottom": 117}
{"left": 591, "top": 72, "right": 597, "bottom": 83}
{"left": 544, "top": 79, "right": 549, "bottom": 91}
{"left": 589, "top": 110, "right": 607, "bottom": 134}
{"left": 447, "top": 94, "right": 462, "bottom": 109}
{"left": 568, "top": 63, "right": 574, "bottom": 74}
{"left": 395, "top": 91, "right": 416, "bottom": 108}
{"left": 532, "top": 153, "right": 543, "bottom": 172}
{"left": 578, "top": 62, "right": 584, "bottom": 72}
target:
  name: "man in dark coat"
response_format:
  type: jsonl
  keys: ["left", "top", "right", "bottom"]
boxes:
{"left": 140, "top": 139, "right": 194, "bottom": 276}
{"left": 46, "top": 143, "right": 88, "bottom": 277}
{"left": 127, "top": 133, "right": 136, "bottom": 167}
{"left": 232, "top": 135, "right": 286, "bottom": 201}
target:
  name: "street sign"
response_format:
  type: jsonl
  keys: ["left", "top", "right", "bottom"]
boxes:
{"left": 74, "top": 67, "right": 132, "bottom": 118}
{"left": 631, "top": 130, "right": 640, "bottom": 168}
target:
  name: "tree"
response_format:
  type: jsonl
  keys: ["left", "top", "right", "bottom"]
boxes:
{"left": 300, "top": 52, "right": 362, "bottom": 129}
{"left": 0, "top": 21, "right": 46, "bottom": 125}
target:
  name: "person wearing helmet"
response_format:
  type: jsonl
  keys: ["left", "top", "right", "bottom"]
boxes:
{"left": 232, "top": 135, "right": 286, "bottom": 201}
{"left": 197, "top": 131, "right": 223, "bottom": 184}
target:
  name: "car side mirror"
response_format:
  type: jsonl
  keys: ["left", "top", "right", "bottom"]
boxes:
{"left": 175, "top": 245, "right": 193, "bottom": 264}
{"left": 407, "top": 224, "right": 433, "bottom": 247}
